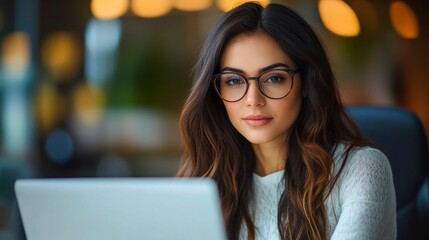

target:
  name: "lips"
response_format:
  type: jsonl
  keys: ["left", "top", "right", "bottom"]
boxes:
{"left": 242, "top": 114, "right": 273, "bottom": 127}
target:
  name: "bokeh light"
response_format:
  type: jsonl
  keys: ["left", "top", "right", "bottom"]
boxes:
{"left": 174, "top": 0, "right": 212, "bottom": 11}
{"left": 41, "top": 32, "right": 81, "bottom": 81}
{"left": 131, "top": 0, "right": 173, "bottom": 18}
{"left": 85, "top": 19, "right": 121, "bottom": 86}
{"left": 91, "top": 0, "right": 128, "bottom": 20}
{"left": 390, "top": 1, "right": 419, "bottom": 39}
{"left": 35, "top": 82, "right": 66, "bottom": 132}
{"left": 45, "top": 129, "right": 74, "bottom": 164}
{"left": 216, "top": 0, "right": 271, "bottom": 12}
{"left": 72, "top": 83, "right": 105, "bottom": 126}
{"left": 318, "top": 0, "right": 360, "bottom": 37}
{"left": 2, "top": 89, "right": 31, "bottom": 156}
{"left": 85, "top": 20, "right": 121, "bottom": 55}
{"left": 1, "top": 32, "right": 31, "bottom": 81}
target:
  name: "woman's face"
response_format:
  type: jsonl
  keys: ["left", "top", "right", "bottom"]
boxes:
{"left": 219, "top": 32, "right": 302, "bottom": 147}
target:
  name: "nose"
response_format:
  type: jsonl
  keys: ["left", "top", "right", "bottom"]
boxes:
{"left": 245, "top": 81, "right": 265, "bottom": 107}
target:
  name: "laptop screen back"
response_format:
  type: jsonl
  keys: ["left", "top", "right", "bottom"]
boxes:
{"left": 15, "top": 178, "right": 227, "bottom": 240}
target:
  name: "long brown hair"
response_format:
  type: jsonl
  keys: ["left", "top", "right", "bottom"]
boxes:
{"left": 177, "top": 3, "right": 368, "bottom": 240}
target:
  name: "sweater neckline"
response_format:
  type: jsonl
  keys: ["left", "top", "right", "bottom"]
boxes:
{"left": 253, "top": 170, "right": 284, "bottom": 186}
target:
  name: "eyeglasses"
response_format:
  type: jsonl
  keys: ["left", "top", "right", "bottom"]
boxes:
{"left": 213, "top": 68, "right": 298, "bottom": 102}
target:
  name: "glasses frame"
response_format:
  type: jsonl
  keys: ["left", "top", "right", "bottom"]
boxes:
{"left": 212, "top": 68, "right": 299, "bottom": 102}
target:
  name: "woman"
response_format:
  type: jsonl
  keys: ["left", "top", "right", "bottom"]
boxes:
{"left": 177, "top": 2, "right": 396, "bottom": 240}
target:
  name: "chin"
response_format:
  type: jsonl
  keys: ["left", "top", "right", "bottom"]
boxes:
{"left": 240, "top": 130, "right": 287, "bottom": 145}
{"left": 243, "top": 135, "right": 277, "bottom": 145}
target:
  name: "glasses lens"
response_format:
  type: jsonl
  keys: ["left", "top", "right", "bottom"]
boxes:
{"left": 215, "top": 73, "right": 247, "bottom": 101}
{"left": 259, "top": 70, "right": 293, "bottom": 98}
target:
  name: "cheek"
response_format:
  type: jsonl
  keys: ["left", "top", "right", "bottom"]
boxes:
{"left": 223, "top": 103, "right": 244, "bottom": 132}
{"left": 275, "top": 90, "right": 303, "bottom": 124}
{"left": 274, "top": 100, "right": 300, "bottom": 121}
{"left": 223, "top": 103, "right": 239, "bottom": 121}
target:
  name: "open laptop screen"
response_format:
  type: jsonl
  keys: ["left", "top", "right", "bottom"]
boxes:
{"left": 15, "top": 178, "right": 227, "bottom": 240}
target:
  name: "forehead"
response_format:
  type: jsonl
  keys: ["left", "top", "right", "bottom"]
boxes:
{"left": 220, "top": 32, "right": 296, "bottom": 74}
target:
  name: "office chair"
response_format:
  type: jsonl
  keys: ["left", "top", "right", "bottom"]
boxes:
{"left": 348, "top": 107, "right": 429, "bottom": 240}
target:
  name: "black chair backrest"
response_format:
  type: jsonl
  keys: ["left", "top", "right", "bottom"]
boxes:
{"left": 348, "top": 107, "right": 429, "bottom": 240}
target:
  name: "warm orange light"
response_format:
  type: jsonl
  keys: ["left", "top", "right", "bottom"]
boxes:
{"left": 91, "top": 0, "right": 128, "bottom": 20}
{"left": 35, "top": 82, "right": 66, "bottom": 132}
{"left": 131, "top": 0, "right": 173, "bottom": 18}
{"left": 1, "top": 32, "right": 31, "bottom": 80}
{"left": 390, "top": 1, "right": 419, "bottom": 39}
{"left": 319, "top": 0, "right": 360, "bottom": 37}
{"left": 41, "top": 32, "right": 81, "bottom": 81}
{"left": 73, "top": 83, "right": 105, "bottom": 125}
{"left": 175, "top": 0, "right": 212, "bottom": 11}
{"left": 216, "top": 0, "right": 270, "bottom": 12}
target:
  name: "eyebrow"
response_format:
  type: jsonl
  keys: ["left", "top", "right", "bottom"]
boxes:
{"left": 220, "top": 63, "right": 292, "bottom": 74}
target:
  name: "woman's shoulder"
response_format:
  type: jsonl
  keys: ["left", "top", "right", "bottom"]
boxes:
{"left": 333, "top": 143, "right": 394, "bottom": 193}
{"left": 328, "top": 144, "right": 397, "bottom": 240}
{"left": 333, "top": 143, "right": 390, "bottom": 168}
{"left": 334, "top": 144, "right": 392, "bottom": 185}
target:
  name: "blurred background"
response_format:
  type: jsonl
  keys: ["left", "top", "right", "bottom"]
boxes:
{"left": 0, "top": 0, "right": 428, "bottom": 239}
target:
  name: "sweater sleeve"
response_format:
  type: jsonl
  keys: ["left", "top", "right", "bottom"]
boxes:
{"left": 330, "top": 147, "right": 396, "bottom": 240}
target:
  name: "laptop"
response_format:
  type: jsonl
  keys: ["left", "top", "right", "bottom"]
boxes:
{"left": 15, "top": 178, "right": 227, "bottom": 240}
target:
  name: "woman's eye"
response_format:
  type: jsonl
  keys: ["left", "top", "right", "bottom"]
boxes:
{"left": 225, "top": 77, "right": 244, "bottom": 86}
{"left": 265, "top": 76, "right": 284, "bottom": 84}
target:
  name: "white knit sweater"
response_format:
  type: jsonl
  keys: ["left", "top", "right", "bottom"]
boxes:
{"left": 239, "top": 145, "right": 397, "bottom": 239}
